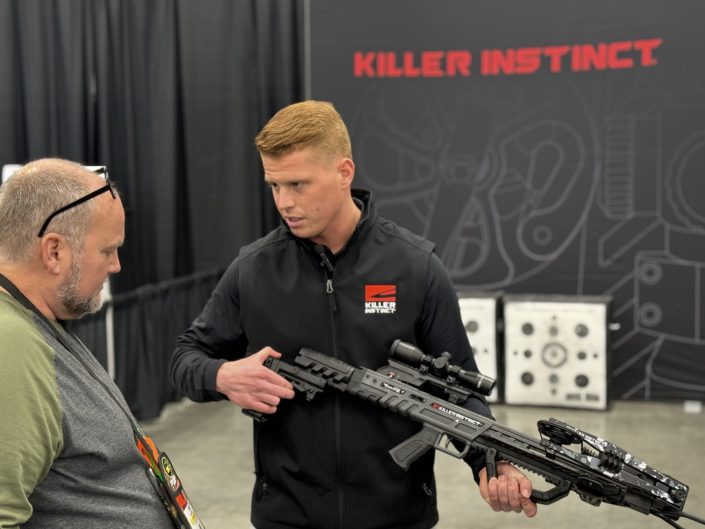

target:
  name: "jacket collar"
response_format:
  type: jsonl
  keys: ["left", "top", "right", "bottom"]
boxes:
{"left": 287, "top": 188, "right": 376, "bottom": 256}
{"left": 351, "top": 188, "right": 374, "bottom": 233}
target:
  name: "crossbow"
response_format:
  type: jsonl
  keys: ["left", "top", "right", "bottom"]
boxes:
{"left": 246, "top": 340, "right": 704, "bottom": 528}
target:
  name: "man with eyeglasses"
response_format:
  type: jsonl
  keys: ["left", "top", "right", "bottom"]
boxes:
{"left": 0, "top": 158, "right": 174, "bottom": 528}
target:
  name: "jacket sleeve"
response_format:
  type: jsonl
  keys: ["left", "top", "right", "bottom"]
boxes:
{"left": 169, "top": 259, "right": 249, "bottom": 402}
{"left": 0, "top": 321, "right": 63, "bottom": 527}
{"left": 416, "top": 252, "right": 493, "bottom": 481}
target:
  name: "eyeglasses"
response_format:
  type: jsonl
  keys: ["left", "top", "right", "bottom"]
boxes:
{"left": 37, "top": 167, "right": 117, "bottom": 237}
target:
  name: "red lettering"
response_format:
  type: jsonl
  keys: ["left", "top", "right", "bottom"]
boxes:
{"left": 402, "top": 51, "right": 421, "bottom": 77}
{"left": 386, "top": 52, "right": 402, "bottom": 77}
{"left": 377, "top": 52, "right": 386, "bottom": 77}
{"left": 542, "top": 45, "right": 570, "bottom": 73}
{"left": 572, "top": 43, "right": 608, "bottom": 72}
{"left": 515, "top": 47, "right": 542, "bottom": 74}
{"left": 353, "top": 52, "right": 375, "bottom": 77}
{"left": 353, "top": 38, "right": 662, "bottom": 79}
{"left": 608, "top": 40, "right": 633, "bottom": 69}
{"left": 480, "top": 50, "right": 492, "bottom": 75}
{"left": 481, "top": 49, "right": 516, "bottom": 75}
{"left": 421, "top": 51, "right": 444, "bottom": 77}
{"left": 353, "top": 51, "right": 470, "bottom": 78}
{"left": 634, "top": 38, "right": 663, "bottom": 66}
{"left": 446, "top": 50, "right": 472, "bottom": 76}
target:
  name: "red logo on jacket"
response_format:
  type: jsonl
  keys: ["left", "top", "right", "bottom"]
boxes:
{"left": 365, "top": 285, "right": 397, "bottom": 314}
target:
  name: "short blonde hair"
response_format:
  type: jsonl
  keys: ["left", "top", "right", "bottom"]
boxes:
{"left": 0, "top": 158, "right": 96, "bottom": 262}
{"left": 255, "top": 100, "right": 352, "bottom": 159}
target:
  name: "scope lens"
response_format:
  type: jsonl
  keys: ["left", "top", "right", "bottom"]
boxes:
{"left": 390, "top": 340, "right": 424, "bottom": 364}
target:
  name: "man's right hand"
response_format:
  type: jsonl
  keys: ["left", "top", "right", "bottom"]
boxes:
{"left": 215, "top": 347, "right": 295, "bottom": 414}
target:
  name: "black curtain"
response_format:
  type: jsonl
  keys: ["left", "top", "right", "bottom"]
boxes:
{"left": 0, "top": 0, "right": 303, "bottom": 291}
{"left": 1, "top": 0, "right": 303, "bottom": 418}
{"left": 66, "top": 269, "right": 223, "bottom": 420}
{"left": 111, "top": 270, "right": 223, "bottom": 420}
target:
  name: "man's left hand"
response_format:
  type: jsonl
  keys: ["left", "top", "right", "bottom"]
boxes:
{"left": 478, "top": 461, "right": 538, "bottom": 517}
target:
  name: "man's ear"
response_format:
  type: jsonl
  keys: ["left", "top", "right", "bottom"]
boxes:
{"left": 39, "top": 234, "right": 70, "bottom": 276}
{"left": 338, "top": 157, "right": 355, "bottom": 188}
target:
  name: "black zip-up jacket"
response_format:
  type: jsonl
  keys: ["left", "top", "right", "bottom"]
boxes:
{"left": 170, "top": 190, "right": 492, "bottom": 529}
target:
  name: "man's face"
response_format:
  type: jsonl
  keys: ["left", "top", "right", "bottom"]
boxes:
{"left": 262, "top": 146, "right": 354, "bottom": 248}
{"left": 58, "top": 194, "right": 124, "bottom": 319}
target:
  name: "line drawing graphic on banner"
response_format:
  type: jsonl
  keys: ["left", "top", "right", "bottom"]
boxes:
{"left": 308, "top": 0, "right": 705, "bottom": 401}
{"left": 351, "top": 78, "right": 600, "bottom": 290}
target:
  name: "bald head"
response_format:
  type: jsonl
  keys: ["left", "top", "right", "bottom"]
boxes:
{"left": 0, "top": 158, "right": 109, "bottom": 263}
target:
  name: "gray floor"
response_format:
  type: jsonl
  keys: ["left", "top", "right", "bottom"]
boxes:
{"left": 143, "top": 399, "right": 705, "bottom": 529}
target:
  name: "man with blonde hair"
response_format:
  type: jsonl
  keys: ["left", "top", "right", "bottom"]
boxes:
{"left": 0, "top": 158, "right": 174, "bottom": 528}
{"left": 171, "top": 101, "right": 536, "bottom": 528}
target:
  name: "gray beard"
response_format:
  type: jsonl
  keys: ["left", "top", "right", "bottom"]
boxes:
{"left": 57, "top": 258, "right": 104, "bottom": 319}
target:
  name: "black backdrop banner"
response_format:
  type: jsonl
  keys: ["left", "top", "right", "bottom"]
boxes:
{"left": 308, "top": 0, "right": 705, "bottom": 401}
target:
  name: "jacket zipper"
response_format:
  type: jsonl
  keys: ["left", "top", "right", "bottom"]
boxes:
{"left": 326, "top": 269, "right": 343, "bottom": 528}
{"left": 314, "top": 244, "right": 343, "bottom": 528}
{"left": 326, "top": 278, "right": 338, "bottom": 311}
